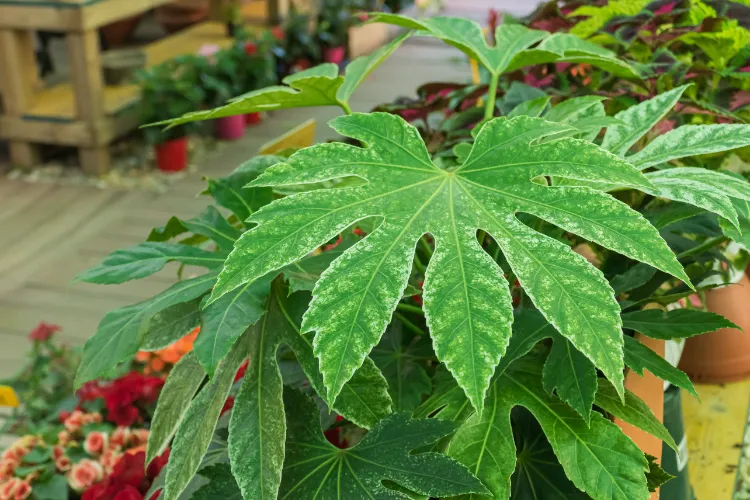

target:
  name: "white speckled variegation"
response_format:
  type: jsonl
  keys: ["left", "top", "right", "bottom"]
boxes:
{"left": 601, "top": 84, "right": 690, "bottom": 156}
{"left": 208, "top": 113, "right": 690, "bottom": 411}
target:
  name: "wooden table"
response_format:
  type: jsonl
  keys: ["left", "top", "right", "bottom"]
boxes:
{"left": 0, "top": 0, "right": 272, "bottom": 175}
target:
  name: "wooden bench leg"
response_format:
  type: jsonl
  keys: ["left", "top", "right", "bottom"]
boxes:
{"left": 67, "top": 30, "right": 109, "bottom": 175}
{"left": 0, "top": 29, "right": 41, "bottom": 169}
{"left": 79, "top": 147, "right": 110, "bottom": 176}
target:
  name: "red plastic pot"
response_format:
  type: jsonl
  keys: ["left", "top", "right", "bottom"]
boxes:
{"left": 246, "top": 112, "right": 262, "bottom": 125}
{"left": 215, "top": 115, "right": 246, "bottom": 140}
{"left": 155, "top": 137, "right": 188, "bottom": 172}
{"left": 324, "top": 46, "right": 346, "bottom": 65}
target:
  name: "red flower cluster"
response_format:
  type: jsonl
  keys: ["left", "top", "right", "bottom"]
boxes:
{"left": 28, "top": 322, "right": 61, "bottom": 342}
{"left": 82, "top": 451, "right": 169, "bottom": 500}
{"left": 78, "top": 372, "right": 164, "bottom": 426}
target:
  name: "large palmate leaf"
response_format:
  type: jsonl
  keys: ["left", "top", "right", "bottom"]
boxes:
{"left": 370, "top": 15, "right": 638, "bottom": 78}
{"left": 75, "top": 272, "right": 216, "bottom": 387}
{"left": 157, "top": 33, "right": 411, "bottom": 128}
{"left": 192, "top": 464, "right": 241, "bottom": 500}
{"left": 147, "top": 352, "right": 206, "bottom": 464}
{"left": 75, "top": 242, "right": 224, "bottom": 285}
{"left": 622, "top": 308, "right": 737, "bottom": 339}
{"left": 229, "top": 282, "right": 392, "bottom": 500}
{"left": 195, "top": 275, "right": 273, "bottom": 376}
{"left": 447, "top": 355, "right": 650, "bottom": 500}
{"left": 279, "top": 388, "right": 488, "bottom": 499}
{"left": 210, "top": 112, "right": 688, "bottom": 412}
{"left": 163, "top": 330, "right": 250, "bottom": 500}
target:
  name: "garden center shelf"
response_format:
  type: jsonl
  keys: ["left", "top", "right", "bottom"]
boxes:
{"left": 0, "top": 0, "right": 270, "bottom": 175}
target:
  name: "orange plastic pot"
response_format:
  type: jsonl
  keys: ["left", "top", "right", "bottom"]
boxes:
{"left": 678, "top": 273, "right": 750, "bottom": 383}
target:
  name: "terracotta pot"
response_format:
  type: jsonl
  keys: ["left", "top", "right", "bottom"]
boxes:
{"left": 101, "top": 15, "right": 144, "bottom": 47}
{"left": 155, "top": 1, "right": 209, "bottom": 34}
{"left": 215, "top": 115, "right": 246, "bottom": 140}
{"left": 245, "top": 112, "right": 262, "bottom": 125}
{"left": 155, "top": 137, "right": 188, "bottom": 172}
{"left": 678, "top": 273, "right": 750, "bottom": 383}
{"left": 324, "top": 46, "right": 346, "bottom": 65}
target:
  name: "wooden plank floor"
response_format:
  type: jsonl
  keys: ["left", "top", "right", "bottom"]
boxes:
{"left": 0, "top": 31, "right": 470, "bottom": 377}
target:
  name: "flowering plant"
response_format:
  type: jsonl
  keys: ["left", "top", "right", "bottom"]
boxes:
{"left": 0, "top": 412, "right": 167, "bottom": 500}
{"left": 1, "top": 323, "right": 79, "bottom": 436}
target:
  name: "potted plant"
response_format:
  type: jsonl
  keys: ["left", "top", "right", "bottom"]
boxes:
{"left": 200, "top": 44, "right": 251, "bottom": 140}
{"left": 72, "top": 13, "right": 750, "bottom": 500}
{"left": 316, "top": 0, "right": 352, "bottom": 65}
{"left": 236, "top": 31, "right": 279, "bottom": 125}
{"left": 138, "top": 56, "right": 205, "bottom": 172}
{"left": 272, "top": 9, "right": 321, "bottom": 77}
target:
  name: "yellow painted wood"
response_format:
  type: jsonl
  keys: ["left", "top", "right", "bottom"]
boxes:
{"left": 258, "top": 119, "right": 316, "bottom": 154}
{"left": 683, "top": 379, "right": 750, "bottom": 499}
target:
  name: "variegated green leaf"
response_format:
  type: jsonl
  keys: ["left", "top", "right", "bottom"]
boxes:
{"left": 508, "top": 96, "right": 551, "bottom": 118}
{"left": 543, "top": 96, "right": 607, "bottom": 123}
{"left": 280, "top": 388, "right": 488, "bottom": 499}
{"left": 205, "top": 155, "right": 281, "bottom": 225}
{"left": 75, "top": 272, "right": 216, "bottom": 388}
{"left": 602, "top": 85, "right": 690, "bottom": 156}
{"left": 139, "top": 298, "right": 203, "bottom": 351}
{"left": 195, "top": 276, "right": 273, "bottom": 376}
{"left": 369, "top": 15, "right": 546, "bottom": 75}
{"left": 628, "top": 124, "right": 750, "bottom": 170}
{"left": 721, "top": 197, "right": 750, "bottom": 247}
{"left": 641, "top": 167, "right": 750, "bottom": 229}
{"left": 623, "top": 336, "right": 697, "bottom": 397}
{"left": 622, "top": 308, "right": 738, "bottom": 339}
{"left": 229, "top": 282, "right": 394, "bottom": 500}
{"left": 447, "top": 355, "right": 650, "bottom": 500}
{"left": 164, "top": 329, "right": 250, "bottom": 500}
{"left": 147, "top": 352, "right": 206, "bottom": 464}
{"left": 75, "top": 242, "right": 224, "bottom": 285}
{"left": 181, "top": 206, "right": 242, "bottom": 250}
{"left": 211, "top": 113, "right": 688, "bottom": 412}
{"left": 156, "top": 33, "right": 411, "bottom": 128}
{"left": 542, "top": 334, "right": 597, "bottom": 423}
{"left": 595, "top": 378, "right": 677, "bottom": 451}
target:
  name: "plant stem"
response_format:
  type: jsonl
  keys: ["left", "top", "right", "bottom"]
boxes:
{"left": 484, "top": 73, "right": 500, "bottom": 121}
{"left": 419, "top": 236, "right": 434, "bottom": 259}
{"left": 340, "top": 102, "right": 353, "bottom": 115}
{"left": 413, "top": 253, "right": 427, "bottom": 275}
{"left": 397, "top": 303, "right": 424, "bottom": 315}
{"left": 395, "top": 312, "right": 428, "bottom": 337}
{"left": 677, "top": 236, "right": 729, "bottom": 260}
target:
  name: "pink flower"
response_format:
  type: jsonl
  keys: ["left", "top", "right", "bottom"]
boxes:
{"left": 99, "top": 448, "right": 122, "bottom": 474}
{"left": 52, "top": 445, "right": 65, "bottom": 461}
{"left": 84, "top": 432, "right": 108, "bottom": 456}
{"left": 63, "top": 410, "right": 85, "bottom": 433}
{"left": 197, "top": 43, "right": 221, "bottom": 58}
{"left": 67, "top": 460, "right": 104, "bottom": 492}
{"left": 109, "top": 427, "right": 131, "bottom": 450}
{"left": 55, "top": 456, "right": 71, "bottom": 472}
{"left": 28, "top": 322, "right": 60, "bottom": 342}
{"left": 0, "top": 479, "right": 30, "bottom": 500}
{"left": 82, "top": 413, "right": 102, "bottom": 425}
{"left": 128, "top": 430, "right": 150, "bottom": 447}
{"left": 57, "top": 431, "right": 71, "bottom": 446}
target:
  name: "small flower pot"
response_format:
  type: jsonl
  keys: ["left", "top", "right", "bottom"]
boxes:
{"left": 324, "top": 46, "right": 346, "bottom": 65}
{"left": 245, "top": 112, "right": 263, "bottom": 125}
{"left": 155, "top": 137, "right": 188, "bottom": 172}
{"left": 215, "top": 115, "right": 246, "bottom": 141}
{"left": 678, "top": 273, "right": 750, "bottom": 383}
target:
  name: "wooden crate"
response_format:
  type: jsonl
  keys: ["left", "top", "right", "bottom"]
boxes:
{"left": 0, "top": 0, "right": 239, "bottom": 175}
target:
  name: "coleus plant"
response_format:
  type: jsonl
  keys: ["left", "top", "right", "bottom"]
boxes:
{"left": 76, "top": 14, "right": 750, "bottom": 500}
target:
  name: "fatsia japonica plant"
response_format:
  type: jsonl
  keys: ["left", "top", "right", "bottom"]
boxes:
{"left": 76, "top": 14, "right": 750, "bottom": 500}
